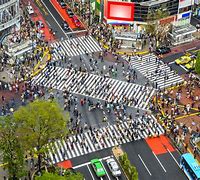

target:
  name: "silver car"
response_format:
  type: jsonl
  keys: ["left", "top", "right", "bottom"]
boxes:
{"left": 106, "top": 158, "right": 121, "bottom": 177}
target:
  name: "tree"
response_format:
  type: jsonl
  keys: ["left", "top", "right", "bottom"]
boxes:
{"left": 0, "top": 116, "right": 26, "bottom": 179}
{"left": 35, "top": 169, "right": 84, "bottom": 180}
{"left": 35, "top": 172, "right": 66, "bottom": 180}
{"left": 195, "top": 51, "right": 200, "bottom": 74}
{"left": 64, "top": 169, "right": 84, "bottom": 180}
{"left": 13, "top": 100, "right": 69, "bottom": 172}
{"left": 146, "top": 8, "right": 171, "bottom": 47}
{"left": 119, "top": 153, "right": 138, "bottom": 180}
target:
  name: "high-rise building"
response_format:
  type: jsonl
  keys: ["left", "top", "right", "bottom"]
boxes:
{"left": 0, "top": 0, "right": 20, "bottom": 39}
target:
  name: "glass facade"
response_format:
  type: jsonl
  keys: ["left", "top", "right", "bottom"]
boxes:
{"left": 0, "top": 0, "right": 20, "bottom": 32}
{"left": 131, "top": 0, "right": 179, "bottom": 22}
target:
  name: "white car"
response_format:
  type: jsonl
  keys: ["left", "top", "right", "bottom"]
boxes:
{"left": 106, "top": 158, "right": 121, "bottom": 177}
{"left": 26, "top": 5, "right": 34, "bottom": 15}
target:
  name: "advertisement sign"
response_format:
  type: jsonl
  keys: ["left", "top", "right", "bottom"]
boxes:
{"left": 106, "top": 1, "right": 135, "bottom": 21}
{"left": 160, "top": 16, "right": 176, "bottom": 25}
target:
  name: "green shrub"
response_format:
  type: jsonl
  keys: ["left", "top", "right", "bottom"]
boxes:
{"left": 119, "top": 153, "right": 138, "bottom": 180}
{"left": 195, "top": 51, "right": 200, "bottom": 74}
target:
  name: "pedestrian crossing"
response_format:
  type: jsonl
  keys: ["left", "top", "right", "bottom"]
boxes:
{"left": 50, "top": 35, "right": 102, "bottom": 59}
{"left": 45, "top": 115, "right": 164, "bottom": 164}
{"left": 32, "top": 66, "right": 155, "bottom": 109}
{"left": 124, "top": 54, "right": 184, "bottom": 89}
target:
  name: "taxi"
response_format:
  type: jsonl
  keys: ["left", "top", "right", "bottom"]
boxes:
{"left": 185, "top": 59, "right": 196, "bottom": 70}
{"left": 175, "top": 55, "right": 192, "bottom": 65}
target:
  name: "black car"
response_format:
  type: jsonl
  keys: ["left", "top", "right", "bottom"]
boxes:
{"left": 58, "top": 0, "right": 66, "bottom": 8}
{"left": 155, "top": 46, "right": 171, "bottom": 55}
{"left": 62, "top": 21, "right": 69, "bottom": 31}
{"left": 66, "top": 8, "right": 74, "bottom": 18}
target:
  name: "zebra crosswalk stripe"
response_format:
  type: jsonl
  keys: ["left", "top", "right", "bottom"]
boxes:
{"left": 123, "top": 54, "right": 184, "bottom": 89}
{"left": 45, "top": 115, "right": 164, "bottom": 164}
{"left": 50, "top": 35, "right": 102, "bottom": 59}
{"left": 32, "top": 66, "right": 155, "bottom": 109}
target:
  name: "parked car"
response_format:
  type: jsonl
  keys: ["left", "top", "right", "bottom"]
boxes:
{"left": 66, "top": 8, "right": 74, "bottom": 18}
{"left": 175, "top": 54, "right": 195, "bottom": 65}
{"left": 72, "top": 15, "right": 81, "bottom": 27}
{"left": 154, "top": 46, "right": 171, "bottom": 55}
{"left": 62, "top": 21, "right": 69, "bottom": 31}
{"left": 90, "top": 159, "right": 106, "bottom": 177}
{"left": 106, "top": 158, "right": 121, "bottom": 177}
{"left": 58, "top": 0, "right": 66, "bottom": 8}
{"left": 26, "top": 5, "right": 34, "bottom": 15}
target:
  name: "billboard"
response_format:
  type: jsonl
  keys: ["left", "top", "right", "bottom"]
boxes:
{"left": 106, "top": 1, "right": 134, "bottom": 21}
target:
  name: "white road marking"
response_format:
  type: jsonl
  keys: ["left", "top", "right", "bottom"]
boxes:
{"left": 65, "top": 29, "right": 88, "bottom": 35}
{"left": 100, "top": 159, "right": 111, "bottom": 180}
{"left": 180, "top": 64, "right": 189, "bottom": 72}
{"left": 138, "top": 154, "right": 152, "bottom": 176}
{"left": 152, "top": 152, "right": 167, "bottom": 172}
{"left": 73, "top": 161, "right": 91, "bottom": 169}
{"left": 168, "top": 61, "right": 175, "bottom": 65}
{"left": 73, "top": 155, "right": 112, "bottom": 169}
{"left": 167, "top": 149, "right": 180, "bottom": 167}
{"left": 87, "top": 164, "right": 95, "bottom": 180}
{"left": 49, "top": 0, "right": 73, "bottom": 33}
{"left": 186, "top": 47, "right": 196, "bottom": 51}
{"left": 41, "top": 0, "right": 68, "bottom": 38}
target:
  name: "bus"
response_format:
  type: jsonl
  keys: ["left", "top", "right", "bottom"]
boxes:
{"left": 180, "top": 153, "right": 200, "bottom": 180}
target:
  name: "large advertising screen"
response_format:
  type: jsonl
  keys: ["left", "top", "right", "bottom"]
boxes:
{"left": 106, "top": 1, "right": 134, "bottom": 21}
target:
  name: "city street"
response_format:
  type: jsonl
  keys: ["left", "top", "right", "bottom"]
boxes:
{"left": 1, "top": 0, "right": 200, "bottom": 179}
{"left": 70, "top": 139, "right": 187, "bottom": 180}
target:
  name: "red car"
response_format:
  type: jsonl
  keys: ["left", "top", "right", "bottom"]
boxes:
{"left": 72, "top": 16, "right": 81, "bottom": 27}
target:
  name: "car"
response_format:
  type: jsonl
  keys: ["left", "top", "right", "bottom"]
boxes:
{"left": 90, "top": 159, "right": 106, "bottom": 177}
{"left": 66, "top": 8, "right": 74, "bottom": 18}
{"left": 185, "top": 59, "right": 196, "bottom": 70}
{"left": 26, "top": 5, "right": 34, "bottom": 15}
{"left": 106, "top": 158, "right": 121, "bottom": 177}
{"left": 72, "top": 16, "right": 81, "bottom": 27}
{"left": 58, "top": 0, "right": 66, "bottom": 8}
{"left": 154, "top": 46, "right": 171, "bottom": 55}
{"left": 62, "top": 21, "right": 69, "bottom": 31}
{"left": 175, "top": 54, "right": 194, "bottom": 65}
{"left": 36, "top": 20, "right": 44, "bottom": 28}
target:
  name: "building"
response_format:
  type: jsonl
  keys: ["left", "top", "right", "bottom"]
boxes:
{"left": 0, "top": 0, "right": 20, "bottom": 41}
{"left": 93, "top": 0, "right": 197, "bottom": 46}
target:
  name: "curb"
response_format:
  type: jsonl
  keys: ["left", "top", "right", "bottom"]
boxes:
{"left": 112, "top": 147, "right": 129, "bottom": 180}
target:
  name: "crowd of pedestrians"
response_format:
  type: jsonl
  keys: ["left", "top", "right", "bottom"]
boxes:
{"left": 149, "top": 72, "right": 200, "bottom": 154}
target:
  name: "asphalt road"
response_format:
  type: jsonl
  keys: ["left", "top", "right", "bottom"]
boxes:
{"left": 70, "top": 139, "right": 187, "bottom": 180}
{"left": 38, "top": 0, "right": 71, "bottom": 39}
{"left": 121, "top": 140, "right": 187, "bottom": 180}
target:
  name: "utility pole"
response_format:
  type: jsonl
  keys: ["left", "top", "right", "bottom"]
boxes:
{"left": 88, "top": 0, "right": 91, "bottom": 26}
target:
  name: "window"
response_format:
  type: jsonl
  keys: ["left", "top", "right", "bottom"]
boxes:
{"left": 179, "top": 6, "right": 192, "bottom": 14}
